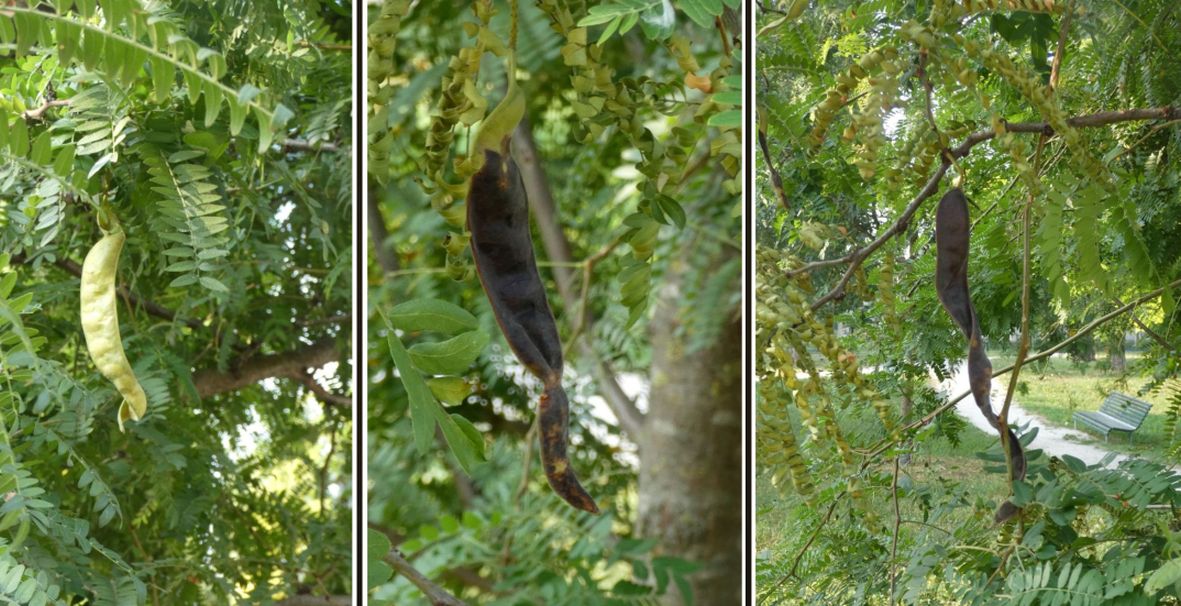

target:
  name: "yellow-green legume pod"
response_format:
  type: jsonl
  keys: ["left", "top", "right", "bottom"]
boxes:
{"left": 80, "top": 227, "right": 147, "bottom": 432}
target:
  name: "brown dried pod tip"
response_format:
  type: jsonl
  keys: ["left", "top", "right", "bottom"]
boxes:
{"left": 467, "top": 142, "right": 600, "bottom": 514}
{"left": 934, "top": 187, "right": 1026, "bottom": 521}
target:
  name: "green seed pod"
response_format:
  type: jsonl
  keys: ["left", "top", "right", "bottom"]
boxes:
{"left": 81, "top": 225, "right": 147, "bottom": 432}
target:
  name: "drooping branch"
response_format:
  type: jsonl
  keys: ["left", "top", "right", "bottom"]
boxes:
{"left": 192, "top": 338, "right": 342, "bottom": 398}
{"left": 386, "top": 549, "right": 468, "bottom": 606}
{"left": 791, "top": 106, "right": 1179, "bottom": 311}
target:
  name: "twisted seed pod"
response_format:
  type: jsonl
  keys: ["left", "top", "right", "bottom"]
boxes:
{"left": 934, "top": 188, "right": 1026, "bottom": 521}
{"left": 81, "top": 227, "right": 147, "bottom": 432}
{"left": 467, "top": 145, "right": 599, "bottom": 514}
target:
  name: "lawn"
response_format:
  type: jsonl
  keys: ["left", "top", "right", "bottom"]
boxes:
{"left": 756, "top": 406, "right": 1011, "bottom": 603}
{"left": 987, "top": 349, "right": 1177, "bottom": 463}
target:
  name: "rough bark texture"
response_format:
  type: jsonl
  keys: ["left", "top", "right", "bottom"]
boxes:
{"left": 638, "top": 252, "right": 742, "bottom": 605}
{"left": 192, "top": 338, "right": 340, "bottom": 398}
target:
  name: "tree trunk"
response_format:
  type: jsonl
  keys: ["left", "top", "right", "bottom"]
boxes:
{"left": 1108, "top": 334, "right": 1126, "bottom": 372}
{"left": 638, "top": 250, "right": 741, "bottom": 605}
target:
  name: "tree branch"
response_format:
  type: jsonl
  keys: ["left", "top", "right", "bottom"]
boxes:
{"left": 20, "top": 98, "right": 69, "bottom": 121}
{"left": 1119, "top": 298, "right": 1175, "bottom": 352}
{"left": 368, "top": 176, "right": 400, "bottom": 273}
{"left": 791, "top": 106, "right": 1180, "bottom": 311}
{"left": 192, "top": 339, "right": 341, "bottom": 398}
{"left": 778, "top": 280, "right": 1181, "bottom": 600}
{"left": 13, "top": 253, "right": 205, "bottom": 330}
{"left": 276, "top": 596, "right": 351, "bottom": 606}
{"left": 386, "top": 549, "right": 468, "bottom": 606}
{"left": 864, "top": 276, "right": 1181, "bottom": 462}
{"left": 281, "top": 138, "right": 343, "bottom": 154}
{"left": 16, "top": 253, "right": 349, "bottom": 403}
{"left": 290, "top": 370, "right": 352, "bottom": 408}
{"left": 757, "top": 118, "right": 790, "bottom": 211}
{"left": 759, "top": 492, "right": 844, "bottom": 603}
{"left": 16, "top": 97, "right": 340, "bottom": 152}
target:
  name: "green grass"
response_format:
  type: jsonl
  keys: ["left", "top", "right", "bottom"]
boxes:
{"left": 987, "top": 349, "right": 1176, "bottom": 463}
{"left": 756, "top": 408, "right": 1011, "bottom": 603}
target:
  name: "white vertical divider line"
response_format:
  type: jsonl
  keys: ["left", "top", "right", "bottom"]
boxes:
{"left": 744, "top": 3, "right": 756, "bottom": 603}
{"left": 354, "top": 0, "right": 366, "bottom": 599}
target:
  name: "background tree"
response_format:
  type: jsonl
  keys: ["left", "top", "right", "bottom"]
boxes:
{"left": 756, "top": 0, "right": 1181, "bottom": 603}
{"left": 0, "top": 1, "right": 352, "bottom": 604}
{"left": 366, "top": 0, "right": 741, "bottom": 603}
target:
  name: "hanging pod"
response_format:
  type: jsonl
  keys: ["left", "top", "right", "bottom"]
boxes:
{"left": 934, "top": 188, "right": 1025, "bottom": 522}
{"left": 80, "top": 212, "right": 147, "bottom": 432}
{"left": 466, "top": 55, "right": 599, "bottom": 514}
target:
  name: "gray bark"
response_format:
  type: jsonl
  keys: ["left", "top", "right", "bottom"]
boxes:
{"left": 638, "top": 249, "right": 742, "bottom": 605}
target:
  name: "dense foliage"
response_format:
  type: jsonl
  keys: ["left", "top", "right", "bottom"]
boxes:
{"left": 0, "top": 1, "right": 352, "bottom": 604}
{"left": 367, "top": 0, "right": 740, "bottom": 603}
{"left": 756, "top": 0, "right": 1181, "bottom": 604}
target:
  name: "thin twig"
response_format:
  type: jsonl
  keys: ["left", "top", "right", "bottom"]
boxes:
{"left": 998, "top": 6, "right": 1071, "bottom": 512}
{"left": 715, "top": 14, "right": 733, "bottom": 56}
{"left": 12, "top": 253, "right": 205, "bottom": 330}
{"left": 293, "top": 40, "right": 352, "bottom": 52}
{"left": 318, "top": 418, "right": 338, "bottom": 514}
{"left": 889, "top": 456, "right": 902, "bottom": 604}
{"left": 290, "top": 370, "right": 352, "bottom": 408}
{"left": 758, "top": 492, "right": 845, "bottom": 604}
{"left": 281, "top": 139, "right": 343, "bottom": 153}
{"left": 996, "top": 138, "right": 1037, "bottom": 509}
{"left": 919, "top": 50, "right": 960, "bottom": 174}
{"left": 20, "top": 98, "right": 69, "bottom": 120}
{"left": 863, "top": 277, "right": 1181, "bottom": 463}
{"left": 758, "top": 118, "right": 790, "bottom": 211}
{"left": 386, "top": 550, "right": 468, "bottom": 606}
{"left": 789, "top": 106, "right": 1180, "bottom": 311}
{"left": 563, "top": 236, "right": 623, "bottom": 359}
{"left": 500, "top": 417, "right": 540, "bottom": 566}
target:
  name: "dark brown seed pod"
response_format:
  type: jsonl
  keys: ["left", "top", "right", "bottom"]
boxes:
{"left": 934, "top": 188, "right": 1026, "bottom": 519}
{"left": 467, "top": 145, "right": 600, "bottom": 514}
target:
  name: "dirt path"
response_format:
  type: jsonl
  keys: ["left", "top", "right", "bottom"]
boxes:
{"left": 933, "top": 361, "right": 1143, "bottom": 468}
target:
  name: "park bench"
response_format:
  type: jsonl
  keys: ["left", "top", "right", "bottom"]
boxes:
{"left": 1072, "top": 392, "right": 1152, "bottom": 443}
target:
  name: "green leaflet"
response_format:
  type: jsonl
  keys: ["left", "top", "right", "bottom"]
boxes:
{"left": 386, "top": 298, "right": 478, "bottom": 335}
{"left": 381, "top": 312, "right": 485, "bottom": 472}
